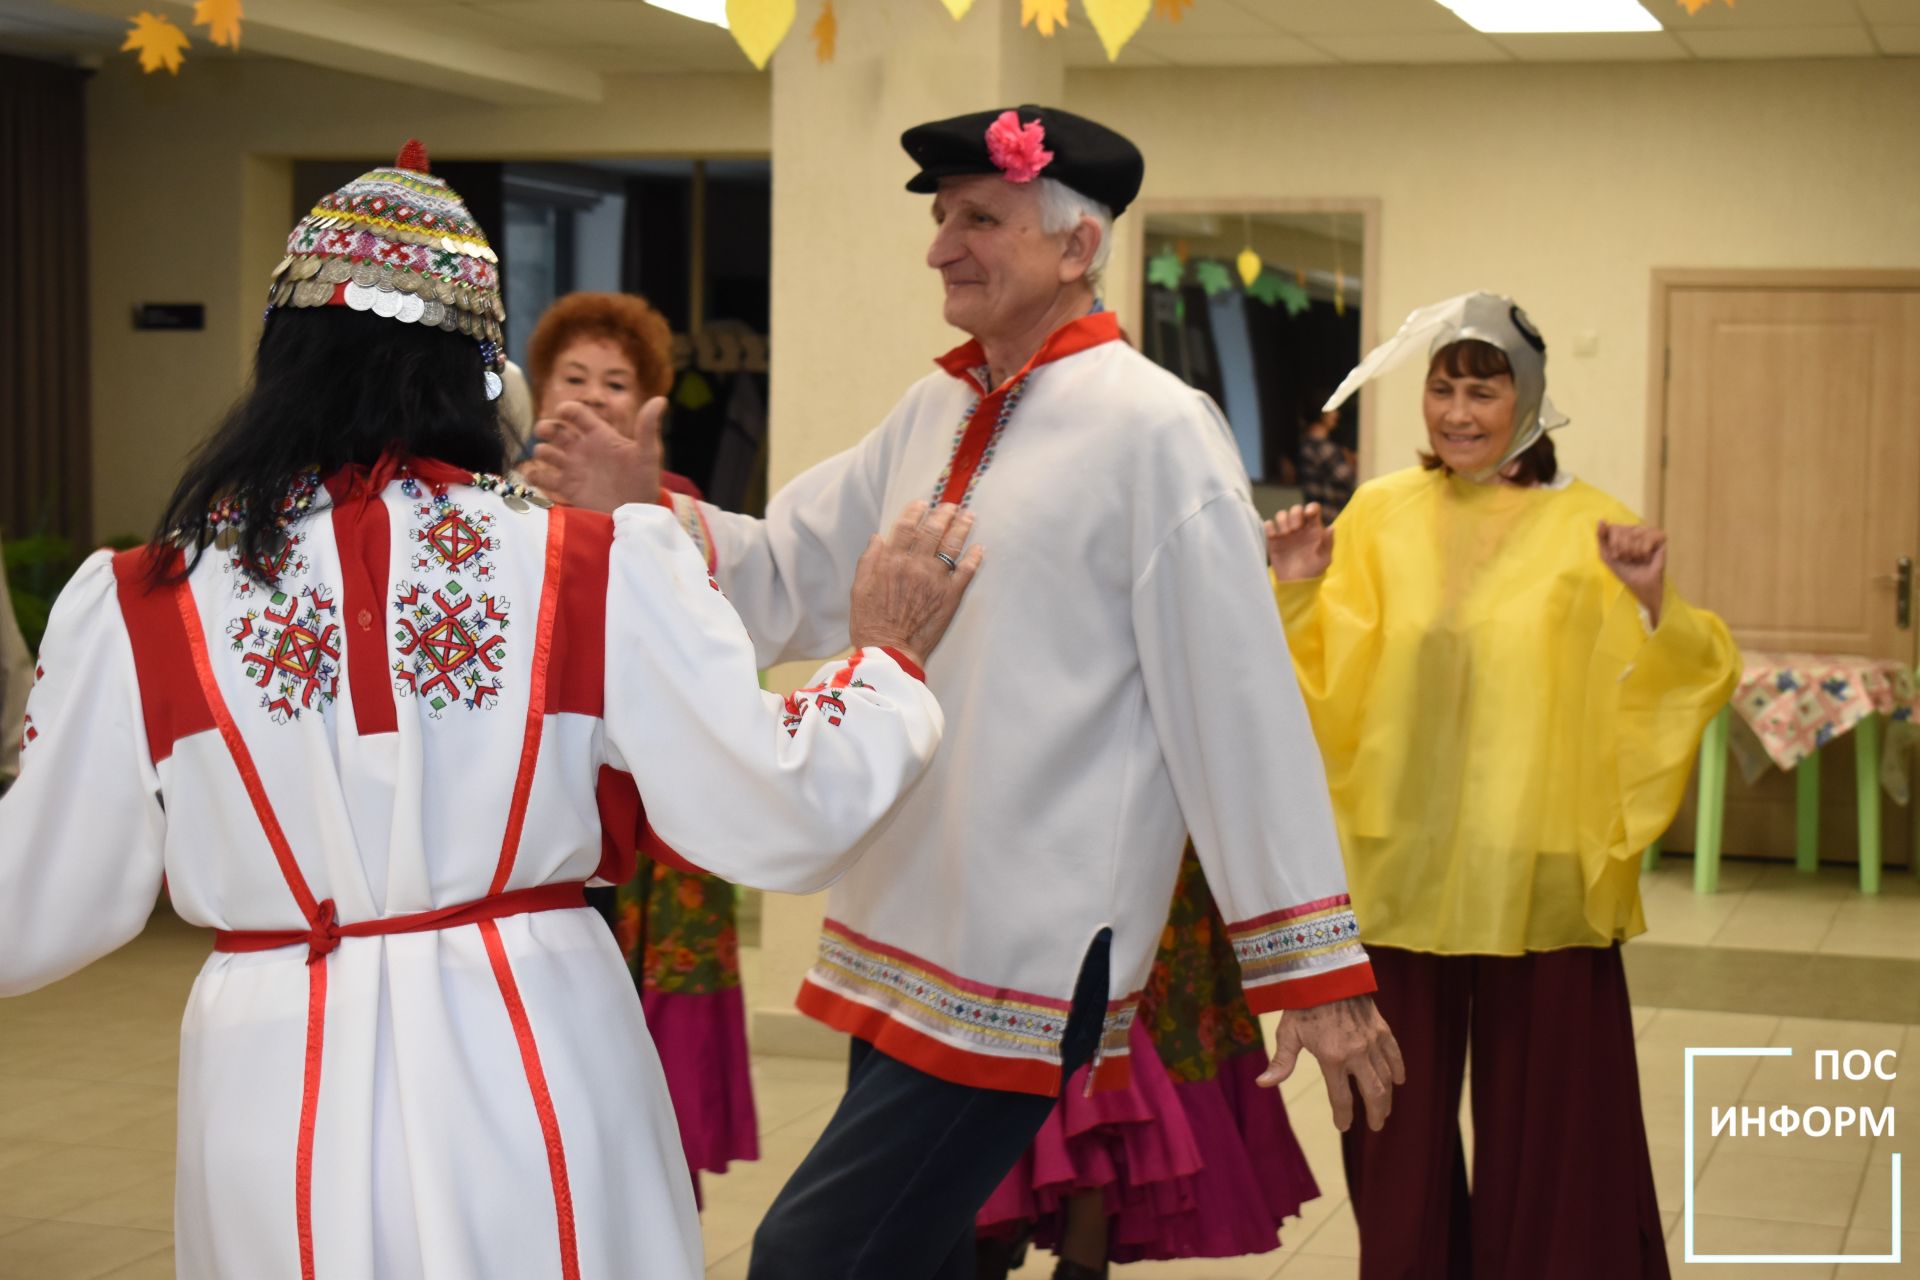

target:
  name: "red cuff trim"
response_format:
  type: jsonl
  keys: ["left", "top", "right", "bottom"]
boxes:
{"left": 1243, "top": 959, "right": 1377, "bottom": 1014}
{"left": 878, "top": 647, "right": 926, "bottom": 683}
{"left": 655, "top": 488, "right": 673, "bottom": 510}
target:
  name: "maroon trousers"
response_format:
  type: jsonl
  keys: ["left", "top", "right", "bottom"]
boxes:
{"left": 1341, "top": 945, "right": 1670, "bottom": 1280}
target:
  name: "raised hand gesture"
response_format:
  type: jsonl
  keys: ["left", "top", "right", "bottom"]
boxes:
{"left": 1264, "top": 503, "right": 1334, "bottom": 582}
{"left": 1597, "top": 521, "right": 1666, "bottom": 627}
{"left": 521, "top": 396, "right": 665, "bottom": 514}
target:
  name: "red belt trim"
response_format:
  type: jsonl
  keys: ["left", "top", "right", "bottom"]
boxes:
{"left": 213, "top": 882, "right": 589, "bottom": 957}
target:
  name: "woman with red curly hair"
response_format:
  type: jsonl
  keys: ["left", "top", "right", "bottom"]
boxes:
{"left": 526, "top": 292, "right": 760, "bottom": 1206}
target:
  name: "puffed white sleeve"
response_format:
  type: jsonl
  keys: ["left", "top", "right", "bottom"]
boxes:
{"left": 1133, "top": 493, "right": 1376, "bottom": 1012}
{"left": 663, "top": 410, "right": 897, "bottom": 667}
{"left": 0, "top": 550, "right": 167, "bottom": 996}
{"left": 603, "top": 502, "right": 943, "bottom": 893}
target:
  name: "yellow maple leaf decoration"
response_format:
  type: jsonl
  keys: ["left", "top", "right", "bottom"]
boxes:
{"left": 1022, "top": 0, "right": 1068, "bottom": 37}
{"left": 122, "top": 11, "right": 190, "bottom": 75}
{"left": 193, "top": 0, "right": 243, "bottom": 48}
{"left": 1154, "top": 0, "right": 1194, "bottom": 20}
{"left": 811, "top": 0, "right": 835, "bottom": 61}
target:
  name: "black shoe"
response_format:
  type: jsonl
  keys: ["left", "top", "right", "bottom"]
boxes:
{"left": 1052, "top": 1261, "right": 1108, "bottom": 1280}
{"left": 974, "top": 1230, "right": 1031, "bottom": 1280}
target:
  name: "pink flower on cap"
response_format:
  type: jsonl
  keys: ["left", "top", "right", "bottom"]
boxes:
{"left": 984, "top": 109, "right": 1054, "bottom": 184}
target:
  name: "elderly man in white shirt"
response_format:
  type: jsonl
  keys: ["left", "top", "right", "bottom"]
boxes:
{"left": 528, "top": 105, "right": 1403, "bottom": 1280}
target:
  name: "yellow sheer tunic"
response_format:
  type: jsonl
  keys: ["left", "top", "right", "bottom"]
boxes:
{"left": 1275, "top": 467, "right": 1739, "bottom": 955}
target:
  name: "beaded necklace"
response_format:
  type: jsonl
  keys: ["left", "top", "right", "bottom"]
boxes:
{"left": 928, "top": 372, "right": 1032, "bottom": 510}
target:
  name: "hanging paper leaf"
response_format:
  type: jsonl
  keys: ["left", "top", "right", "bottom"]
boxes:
{"left": 1246, "top": 271, "right": 1285, "bottom": 307}
{"left": 192, "top": 0, "right": 241, "bottom": 48}
{"left": 1673, "top": 0, "right": 1726, "bottom": 13}
{"left": 940, "top": 0, "right": 975, "bottom": 15}
{"left": 726, "top": 0, "right": 796, "bottom": 70}
{"left": 1194, "top": 260, "right": 1233, "bottom": 298}
{"left": 122, "top": 11, "right": 190, "bottom": 74}
{"left": 1175, "top": 239, "right": 1190, "bottom": 266}
{"left": 1295, "top": 267, "right": 1307, "bottom": 288}
{"left": 1021, "top": 0, "right": 1069, "bottom": 37}
{"left": 1276, "top": 277, "right": 1310, "bottom": 316}
{"left": 1333, "top": 272, "right": 1346, "bottom": 317}
{"left": 1154, "top": 0, "right": 1195, "bottom": 19}
{"left": 1235, "top": 247, "right": 1262, "bottom": 289}
{"left": 1084, "top": 0, "right": 1150, "bottom": 61}
{"left": 811, "top": 0, "right": 836, "bottom": 60}
{"left": 1146, "top": 250, "right": 1185, "bottom": 292}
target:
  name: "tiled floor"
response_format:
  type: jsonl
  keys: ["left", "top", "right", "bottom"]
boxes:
{"left": 3, "top": 859, "right": 1917, "bottom": 1279}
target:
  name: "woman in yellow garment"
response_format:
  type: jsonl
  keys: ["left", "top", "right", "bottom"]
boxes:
{"left": 1265, "top": 292, "right": 1738, "bottom": 1280}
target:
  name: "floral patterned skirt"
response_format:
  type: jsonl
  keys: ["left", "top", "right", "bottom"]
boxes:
{"left": 615, "top": 863, "right": 759, "bottom": 1204}
{"left": 976, "top": 847, "right": 1320, "bottom": 1260}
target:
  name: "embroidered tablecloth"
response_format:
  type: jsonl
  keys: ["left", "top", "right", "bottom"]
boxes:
{"left": 1729, "top": 650, "right": 1920, "bottom": 801}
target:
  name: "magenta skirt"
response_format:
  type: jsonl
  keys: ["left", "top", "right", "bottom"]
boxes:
{"left": 643, "top": 985, "right": 759, "bottom": 1204}
{"left": 977, "top": 1021, "right": 1319, "bottom": 1261}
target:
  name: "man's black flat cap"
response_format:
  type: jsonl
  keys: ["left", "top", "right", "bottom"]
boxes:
{"left": 900, "top": 105, "right": 1143, "bottom": 217}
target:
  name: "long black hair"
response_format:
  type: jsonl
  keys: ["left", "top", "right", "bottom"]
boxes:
{"left": 150, "top": 306, "right": 508, "bottom": 586}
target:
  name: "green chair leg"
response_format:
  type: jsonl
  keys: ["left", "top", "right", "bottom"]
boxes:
{"left": 1643, "top": 839, "right": 1663, "bottom": 873}
{"left": 1695, "top": 706, "right": 1731, "bottom": 894}
{"left": 1856, "top": 713, "right": 1882, "bottom": 895}
{"left": 1795, "top": 748, "right": 1821, "bottom": 872}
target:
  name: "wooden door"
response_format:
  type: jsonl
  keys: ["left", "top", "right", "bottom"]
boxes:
{"left": 1658, "top": 284, "right": 1920, "bottom": 865}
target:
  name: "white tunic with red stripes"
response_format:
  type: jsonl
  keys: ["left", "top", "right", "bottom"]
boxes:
{"left": 666, "top": 311, "right": 1375, "bottom": 1097}
{"left": 0, "top": 460, "right": 941, "bottom": 1280}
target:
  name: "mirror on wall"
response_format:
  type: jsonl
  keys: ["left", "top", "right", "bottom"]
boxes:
{"left": 1138, "top": 208, "right": 1368, "bottom": 519}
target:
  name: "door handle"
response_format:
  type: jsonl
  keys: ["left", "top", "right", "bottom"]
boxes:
{"left": 1873, "top": 556, "right": 1914, "bottom": 629}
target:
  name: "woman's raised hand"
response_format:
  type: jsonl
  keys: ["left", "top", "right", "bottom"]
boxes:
{"left": 1597, "top": 521, "right": 1667, "bottom": 626}
{"left": 522, "top": 396, "right": 665, "bottom": 513}
{"left": 848, "top": 502, "right": 984, "bottom": 672}
{"left": 1265, "top": 503, "right": 1334, "bottom": 581}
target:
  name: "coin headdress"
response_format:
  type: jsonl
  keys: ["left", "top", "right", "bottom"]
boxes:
{"left": 266, "top": 139, "right": 506, "bottom": 400}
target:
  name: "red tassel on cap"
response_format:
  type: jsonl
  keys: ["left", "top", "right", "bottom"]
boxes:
{"left": 395, "top": 139, "right": 430, "bottom": 173}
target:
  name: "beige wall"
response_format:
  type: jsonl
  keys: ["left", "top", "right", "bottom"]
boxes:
{"left": 85, "top": 58, "right": 768, "bottom": 538}
{"left": 85, "top": 54, "right": 1920, "bottom": 537}
{"left": 1075, "top": 58, "right": 1920, "bottom": 512}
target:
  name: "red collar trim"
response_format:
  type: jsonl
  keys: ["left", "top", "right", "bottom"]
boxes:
{"left": 934, "top": 310, "right": 1122, "bottom": 396}
{"left": 322, "top": 453, "right": 473, "bottom": 502}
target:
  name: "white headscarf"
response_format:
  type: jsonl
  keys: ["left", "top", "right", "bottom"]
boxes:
{"left": 1325, "top": 291, "right": 1569, "bottom": 482}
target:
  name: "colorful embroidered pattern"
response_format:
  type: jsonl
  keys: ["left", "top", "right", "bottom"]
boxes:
{"left": 812, "top": 920, "right": 1088, "bottom": 1057}
{"left": 406, "top": 490, "right": 502, "bottom": 582}
{"left": 228, "top": 586, "right": 341, "bottom": 723}
{"left": 19, "top": 664, "right": 41, "bottom": 754}
{"left": 222, "top": 528, "right": 311, "bottom": 600}
{"left": 779, "top": 656, "right": 871, "bottom": 737}
{"left": 391, "top": 578, "right": 510, "bottom": 716}
{"left": 1229, "top": 896, "right": 1365, "bottom": 989}
{"left": 666, "top": 492, "right": 720, "bottom": 585}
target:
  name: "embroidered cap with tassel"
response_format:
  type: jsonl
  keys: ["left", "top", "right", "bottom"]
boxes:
{"left": 266, "top": 139, "right": 507, "bottom": 400}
